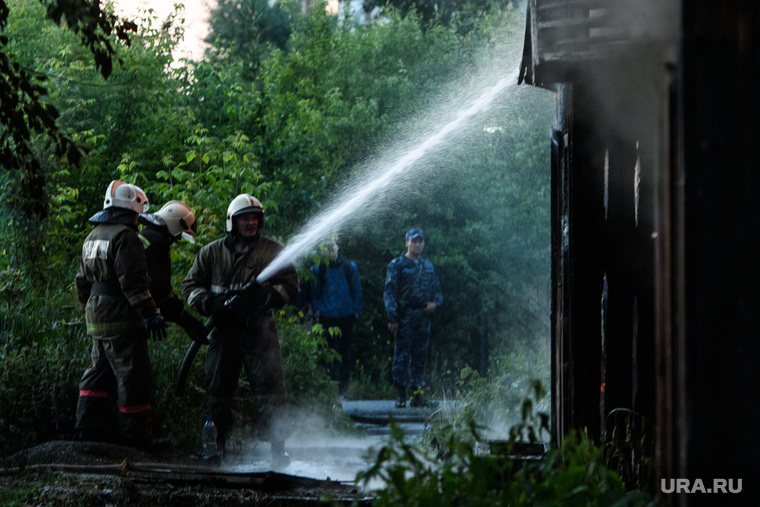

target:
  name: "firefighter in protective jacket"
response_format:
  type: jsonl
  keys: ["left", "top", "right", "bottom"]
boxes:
{"left": 74, "top": 180, "right": 167, "bottom": 447}
{"left": 181, "top": 193, "right": 298, "bottom": 467}
{"left": 139, "top": 200, "right": 208, "bottom": 345}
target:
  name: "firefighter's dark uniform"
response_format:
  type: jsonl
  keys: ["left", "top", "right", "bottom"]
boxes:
{"left": 383, "top": 254, "right": 443, "bottom": 389}
{"left": 181, "top": 234, "right": 298, "bottom": 449}
{"left": 139, "top": 224, "right": 206, "bottom": 342}
{"left": 74, "top": 208, "right": 160, "bottom": 445}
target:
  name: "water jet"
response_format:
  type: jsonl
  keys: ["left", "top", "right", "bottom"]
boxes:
{"left": 257, "top": 68, "right": 520, "bottom": 282}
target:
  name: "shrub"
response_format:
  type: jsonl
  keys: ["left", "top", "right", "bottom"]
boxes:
{"left": 357, "top": 389, "right": 654, "bottom": 507}
{"left": 0, "top": 307, "right": 352, "bottom": 457}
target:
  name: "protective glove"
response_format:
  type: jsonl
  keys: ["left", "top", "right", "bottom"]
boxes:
{"left": 177, "top": 312, "right": 210, "bottom": 345}
{"left": 255, "top": 285, "right": 277, "bottom": 308}
{"left": 223, "top": 282, "right": 266, "bottom": 313}
{"left": 208, "top": 293, "right": 231, "bottom": 318}
{"left": 237, "top": 283, "right": 275, "bottom": 311}
{"left": 218, "top": 290, "right": 246, "bottom": 315}
{"left": 187, "top": 317, "right": 210, "bottom": 345}
{"left": 145, "top": 314, "right": 168, "bottom": 341}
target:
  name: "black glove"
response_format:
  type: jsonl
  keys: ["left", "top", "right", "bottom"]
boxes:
{"left": 187, "top": 318, "right": 210, "bottom": 345}
{"left": 236, "top": 283, "right": 275, "bottom": 312}
{"left": 145, "top": 314, "right": 168, "bottom": 341}
{"left": 208, "top": 293, "right": 231, "bottom": 318}
{"left": 255, "top": 285, "right": 277, "bottom": 309}
{"left": 177, "top": 312, "right": 210, "bottom": 345}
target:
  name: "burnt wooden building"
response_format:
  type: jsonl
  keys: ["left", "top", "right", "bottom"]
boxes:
{"left": 519, "top": 1, "right": 760, "bottom": 505}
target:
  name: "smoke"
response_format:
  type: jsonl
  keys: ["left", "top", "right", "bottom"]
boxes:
{"left": 220, "top": 405, "right": 388, "bottom": 483}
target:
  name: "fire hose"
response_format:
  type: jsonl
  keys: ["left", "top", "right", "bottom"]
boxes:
{"left": 175, "top": 280, "right": 266, "bottom": 395}
{"left": 176, "top": 340, "right": 202, "bottom": 395}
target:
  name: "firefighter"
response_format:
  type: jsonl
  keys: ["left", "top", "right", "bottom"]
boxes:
{"left": 181, "top": 193, "right": 298, "bottom": 467}
{"left": 139, "top": 201, "right": 208, "bottom": 345}
{"left": 74, "top": 180, "right": 168, "bottom": 448}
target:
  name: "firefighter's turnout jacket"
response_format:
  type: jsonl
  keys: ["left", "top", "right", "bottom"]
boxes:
{"left": 139, "top": 224, "right": 205, "bottom": 341}
{"left": 76, "top": 221, "right": 158, "bottom": 334}
{"left": 181, "top": 234, "right": 298, "bottom": 445}
{"left": 182, "top": 235, "right": 298, "bottom": 325}
{"left": 74, "top": 208, "right": 160, "bottom": 445}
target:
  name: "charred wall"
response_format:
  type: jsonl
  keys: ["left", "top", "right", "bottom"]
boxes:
{"left": 678, "top": 2, "right": 760, "bottom": 503}
{"left": 522, "top": 0, "right": 760, "bottom": 505}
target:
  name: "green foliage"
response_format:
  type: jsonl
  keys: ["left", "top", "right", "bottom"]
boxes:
{"left": 602, "top": 408, "right": 656, "bottom": 495}
{"left": 279, "top": 311, "right": 340, "bottom": 401}
{"left": 358, "top": 389, "right": 653, "bottom": 507}
{"left": 0, "top": 340, "right": 85, "bottom": 457}
{"left": 0, "top": 0, "right": 558, "bottom": 472}
{"left": 277, "top": 309, "right": 359, "bottom": 434}
{"left": 374, "top": 0, "right": 506, "bottom": 29}
{"left": 205, "top": 0, "right": 293, "bottom": 77}
{"left": 446, "top": 370, "right": 551, "bottom": 443}
{"left": 0, "top": 0, "right": 137, "bottom": 217}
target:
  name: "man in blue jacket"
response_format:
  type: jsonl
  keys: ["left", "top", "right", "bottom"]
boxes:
{"left": 309, "top": 240, "right": 363, "bottom": 397}
{"left": 384, "top": 229, "right": 443, "bottom": 408}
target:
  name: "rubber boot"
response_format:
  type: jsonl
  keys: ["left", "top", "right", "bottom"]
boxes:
{"left": 395, "top": 384, "right": 407, "bottom": 408}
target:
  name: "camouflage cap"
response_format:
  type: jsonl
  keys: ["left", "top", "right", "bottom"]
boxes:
{"left": 405, "top": 228, "right": 425, "bottom": 240}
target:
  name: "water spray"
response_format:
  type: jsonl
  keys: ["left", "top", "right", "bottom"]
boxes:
{"left": 175, "top": 69, "right": 518, "bottom": 397}
{"left": 256, "top": 69, "right": 520, "bottom": 283}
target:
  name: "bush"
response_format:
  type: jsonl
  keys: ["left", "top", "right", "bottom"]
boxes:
{"left": 0, "top": 342, "right": 85, "bottom": 457}
{"left": 357, "top": 388, "right": 654, "bottom": 507}
{"left": 0, "top": 304, "right": 352, "bottom": 457}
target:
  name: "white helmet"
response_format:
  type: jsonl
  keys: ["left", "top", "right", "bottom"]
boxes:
{"left": 103, "top": 180, "right": 149, "bottom": 214}
{"left": 226, "top": 193, "right": 265, "bottom": 232}
{"left": 141, "top": 200, "right": 197, "bottom": 243}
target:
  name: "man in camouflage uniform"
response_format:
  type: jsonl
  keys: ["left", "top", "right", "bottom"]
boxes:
{"left": 74, "top": 180, "right": 167, "bottom": 448}
{"left": 182, "top": 193, "right": 298, "bottom": 467}
{"left": 383, "top": 228, "right": 443, "bottom": 408}
{"left": 139, "top": 201, "right": 208, "bottom": 345}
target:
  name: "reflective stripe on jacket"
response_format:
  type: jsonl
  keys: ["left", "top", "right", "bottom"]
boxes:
{"left": 75, "top": 223, "right": 158, "bottom": 336}
{"left": 181, "top": 235, "right": 299, "bottom": 318}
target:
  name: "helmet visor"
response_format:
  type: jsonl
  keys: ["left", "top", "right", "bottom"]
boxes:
{"left": 180, "top": 216, "right": 197, "bottom": 243}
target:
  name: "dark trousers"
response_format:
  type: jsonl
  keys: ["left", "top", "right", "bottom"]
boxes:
{"left": 392, "top": 309, "right": 431, "bottom": 388}
{"left": 76, "top": 329, "right": 154, "bottom": 444}
{"left": 205, "top": 314, "right": 288, "bottom": 445}
{"left": 318, "top": 315, "right": 355, "bottom": 395}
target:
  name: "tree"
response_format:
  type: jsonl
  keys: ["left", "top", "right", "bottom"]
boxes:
{"left": 0, "top": 0, "right": 136, "bottom": 217}
{"left": 1, "top": 0, "right": 554, "bottom": 456}
{"left": 204, "top": 0, "right": 293, "bottom": 79}
{"left": 367, "top": 0, "right": 509, "bottom": 31}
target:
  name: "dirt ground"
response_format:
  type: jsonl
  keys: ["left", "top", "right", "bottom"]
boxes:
{"left": 1, "top": 440, "right": 371, "bottom": 506}
{"left": 0, "top": 401, "right": 425, "bottom": 505}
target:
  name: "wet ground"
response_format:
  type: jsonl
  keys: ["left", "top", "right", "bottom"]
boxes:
{"left": 222, "top": 399, "right": 447, "bottom": 481}
{"left": 1, "top": 399, "right": 450, "bottom": 505}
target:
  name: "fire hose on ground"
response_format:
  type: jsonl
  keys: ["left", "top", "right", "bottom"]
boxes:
{"left": 176, "top": 339, "right": 204, "bottom": 396}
